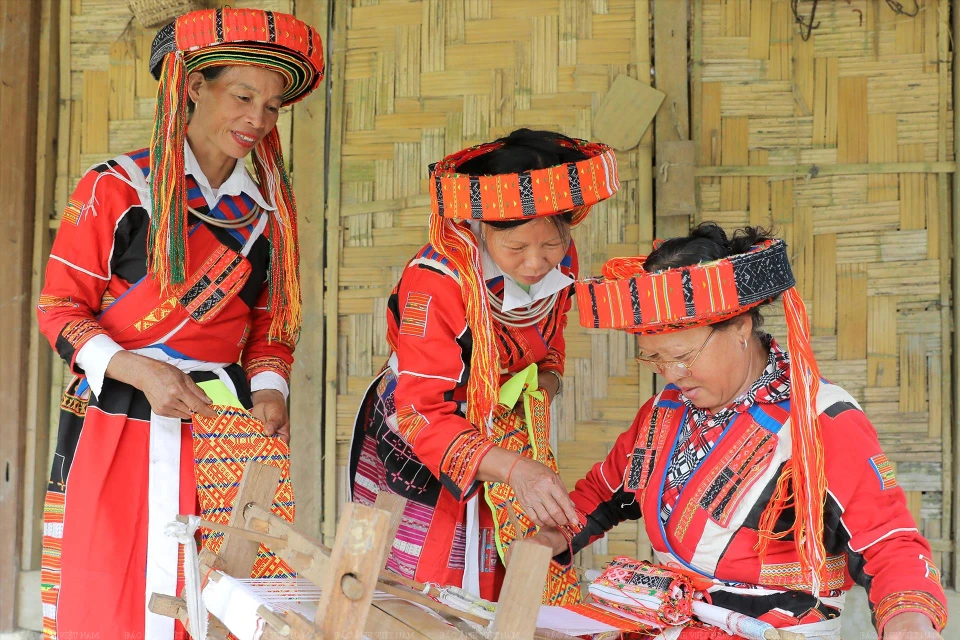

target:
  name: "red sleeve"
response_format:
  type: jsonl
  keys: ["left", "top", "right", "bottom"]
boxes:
{"left": 821, "top": 403, "right": 948, "bottom": 632}
{"left": 538, "top": 241, "right": 578, "bottom": 376}
{"left": 565, "top": 397, "right": 654, "bottom": 554}
{"left": 391, "top": 265, "right": 495, "bottom": 502}
{"left": 241, "top": 282, "right": 295, "bottom": 386}
{"left": 37, "top": 168, "right": 133, "bottom": 373}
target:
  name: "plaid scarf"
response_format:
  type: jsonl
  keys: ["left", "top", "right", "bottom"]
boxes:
{"left": 660, "top": 336, "right": 790, "bottom": 522}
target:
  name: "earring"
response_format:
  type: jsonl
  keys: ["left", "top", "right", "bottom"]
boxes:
{"left": 741, "top": 339, "right": 748, "bottom": 350}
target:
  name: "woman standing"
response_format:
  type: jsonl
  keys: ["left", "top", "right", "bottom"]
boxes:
{"left": 532, "top": 224, "right": 947, "bottom": 638}
{"left": 37, "top": 8, "right": 323, "bottom": 640}
{"left": 349, "top": 129, "right": 619, "bottom": 602}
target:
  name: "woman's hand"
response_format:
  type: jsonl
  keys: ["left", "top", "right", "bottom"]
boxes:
{"left": 511, "top": 372, "right": 561, "bottom": 419}
{"left": 505, "top": 527, "right": 568, "bottom": 567}
{"left": 477, "top": 447, "right": 577, "bottom": 528}
{"left": 537, "top": 371, "right": 560, "bottom": 401}
{"left": 251, "top": 389, "right": 290, "bottom": 444}
{"left": 107, "top": 351, "right": 216, "bottom": 420}
{"left": 882, "top": 612, "right": 941, "bottom": 639}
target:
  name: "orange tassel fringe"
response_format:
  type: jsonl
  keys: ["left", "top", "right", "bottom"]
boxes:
{"left": 427, "top": 216, "right": 499, "bottom": 429}
{"left": 148, "top": 55, "right": 302, "bottom": 345}
{"left": 755, "top": 287, "right": 829, "bottom": 596}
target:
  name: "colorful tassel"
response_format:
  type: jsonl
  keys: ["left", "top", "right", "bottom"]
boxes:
{"left": 147, "top": 51, "right": 189, "bottom": 290}
{"left": 252, "top": 128, "right": 302, "bottom": 345}
{"left": 754, "top": 287, "right": 828, "bottom": 596}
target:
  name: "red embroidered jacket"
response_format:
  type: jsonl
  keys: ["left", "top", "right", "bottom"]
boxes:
{"left": 37, "top": 149, "right": 293, "bottom": 392}
{"left": 567, "top": 382, "right": 948, "bottom": 633}
{"left": 385, "top": 241, "right": 577, "bottom": 501}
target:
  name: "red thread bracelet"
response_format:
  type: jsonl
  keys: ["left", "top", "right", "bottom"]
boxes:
{"left": 505, "top": 456, "right": 523, "bottom": 485}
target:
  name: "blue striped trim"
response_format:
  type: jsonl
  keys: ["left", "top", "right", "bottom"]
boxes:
{"left": 748, "top": 404, "right": 785, "bottom": 434}
{"left": 144, "top": 343, "right": 193, "bottom": 360}
{"left": 97, "top": 275, "right": 147, "bottom": 321}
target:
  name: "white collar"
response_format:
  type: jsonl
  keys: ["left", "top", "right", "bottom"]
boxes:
{"left": 184, "top": 141, "right": 275, "bottom": 212}
{"left": 469, "top": 221, "right": 574, "bottom": 313}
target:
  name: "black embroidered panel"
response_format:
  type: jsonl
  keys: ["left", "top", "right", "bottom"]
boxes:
{"left": 731, "top": 241, "right": 796, "bottom": 307}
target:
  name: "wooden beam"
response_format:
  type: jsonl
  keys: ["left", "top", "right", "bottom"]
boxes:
{"left": 217, "top": 461, "right": 282, "bottom": 577}
{"left": 695, "top": 162, "right": 956, "bottom": 177}
{"left": 290, "top": 0, "right": 329, "bottom": 542}
{"left": 0, "top": 0, "right": 43, "bottom": 630}
{"left": 490, "top": 541, "right": 551, "bottom": 640}
{"left": 653, "top": 0, "right": 691, "bottom": 240}
{"left": 952, "top": 0, "right": 960, "bottom": 589}
{"left": 315, "top": 503, "right": 391, "bottom": 638}
{"left": 22, "top": 0, "right": 60, "bottom": 574}
{"left": 935, "top": 0, "right": 954, "bottom": 586}
{"left": 323, "top": 0, "right": 349, "bottom": 545}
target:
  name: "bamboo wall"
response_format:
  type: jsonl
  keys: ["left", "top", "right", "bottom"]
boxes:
{"left": 693, "top": 0, "right": 955, "bottom": 581}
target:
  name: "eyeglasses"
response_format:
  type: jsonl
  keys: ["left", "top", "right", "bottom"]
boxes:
{"left": 636, "top": 329, "right": 716, "bottom": 378}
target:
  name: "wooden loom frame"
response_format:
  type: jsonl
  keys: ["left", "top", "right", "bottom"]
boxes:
{"left": 148, "top": 461, "right": 561, "bottom": 640}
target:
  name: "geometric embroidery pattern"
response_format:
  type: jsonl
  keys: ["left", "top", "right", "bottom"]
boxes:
{"left": 60, "top": 318, "right": 105, "bottom": 349}
{"left": 245, "top": 355, "right": 292, "bottom": 380}
{"left": 40, "top": 490, "right": 66, "bottom": 640}
{"left": 760, "top": 554, "right": 847, "bottom": 591}
{"left": 192, "top": 406, "right": 296, "bottom": 578}
{"left": 133, "top": 296, "right": 178, "bottom": 332}
{"left": 398, "top": 291, "right": 431, "bottom": 338}
{"left": 61, "top": 197, "right": 84, "bottom": 226}
{"left": 921, "top": 554, "right": 941, "bottom": 586}
{"left": 484, "top": 394, "right": 581, "bottom": 606}
{"left": 869, "top": 453, "right": 898, "bottom": 491}
{"left": 396, "top": 404, "right": 430, "bottom": 444}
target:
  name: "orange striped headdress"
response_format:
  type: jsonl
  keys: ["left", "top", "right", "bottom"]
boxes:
{"left": 428, "top": 138, "right": 619, "bottom": 429}
{"left": 575, "top": 240, "right": 830, "bottom": 596}
{"left": 147, "top": 8, "right": 324, "bottom": 344}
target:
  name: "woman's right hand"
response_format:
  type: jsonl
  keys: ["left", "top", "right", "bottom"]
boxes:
{"left": 107, "top": 351, "right": 217, "bottom": 420}
{"left": 506, "top": 456, "right": 579, "bottom": 529}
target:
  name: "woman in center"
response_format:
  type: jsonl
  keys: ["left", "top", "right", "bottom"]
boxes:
{"left": 349, "top": 128, "right": 619, "bottom": 602}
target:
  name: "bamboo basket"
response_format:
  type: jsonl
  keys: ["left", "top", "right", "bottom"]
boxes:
{"left": 126, "top": 0, "right": 204, "bottom": 28}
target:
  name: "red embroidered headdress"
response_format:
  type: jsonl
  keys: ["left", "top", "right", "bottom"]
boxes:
{"left": 428, "top": 137, "right": 619, "bottom": 428}
{"left": 576, "top": 239, "right": 830, "bottom": 595}
{"left": 147, "top": 8, "right": 325, "bottom": 344}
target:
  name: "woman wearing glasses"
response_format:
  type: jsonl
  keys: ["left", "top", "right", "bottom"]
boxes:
{"left": 531, "top": 223, "right": 947, "bottom": 639}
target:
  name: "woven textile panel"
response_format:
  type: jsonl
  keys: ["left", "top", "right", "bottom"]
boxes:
{"left": 329, "top": 0, "right": 658, "bottom": 569}
{"left": 693, "top": 0, "right": 954, "bottom": 581}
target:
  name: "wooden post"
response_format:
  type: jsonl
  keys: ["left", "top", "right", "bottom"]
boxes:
{"left": 490, "top": 541, "right": 552, "bottom": 640}
{"left": 952, "top": 0, "right": 960, "bottom": 589}
{"left": 653, "top": 0, "right": 692, "bottom": 240}
{"left": 217, "top": 461, "right": 282, "bottom": 576}
{"left": 22, "top": 0, "right": 60, "bottom": 574}
{"left": 0, "top": 0, "right": 43, "bottom": 630}
{"left": 289, "top": 0, "right": 330, "bottom": 542}
{"left": 315, "top": 502, "right": 391, "bottom": 638}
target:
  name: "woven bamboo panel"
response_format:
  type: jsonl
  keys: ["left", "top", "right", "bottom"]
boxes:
{"left": 329, "top": 0, "right": 656, "bottom": 569}
{"left": 694, "top": 0, "right": 954, "bottom": 580}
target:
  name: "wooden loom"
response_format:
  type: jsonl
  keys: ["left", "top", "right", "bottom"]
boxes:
{"left": 148, "top": 461, "right": 561, "bottom": 640}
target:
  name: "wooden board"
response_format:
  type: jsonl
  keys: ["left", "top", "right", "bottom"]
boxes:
{"left": 0, "top": 0, "right": 42, "bottom": 630}
{"left": 592, "top": 74, "right": 666, "bottom": 151}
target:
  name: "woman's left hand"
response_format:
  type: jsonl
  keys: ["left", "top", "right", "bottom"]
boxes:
{"left": 251, "top": 389, "right": 290, "bottom": 445}
{"left": 882, "top": 612, "right": 941, "bottom": 639}
{"left": 538, "top": 371, "right": 560, "bottom": 401}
